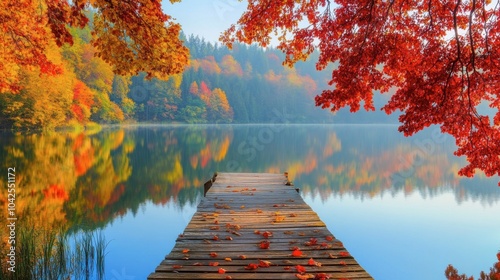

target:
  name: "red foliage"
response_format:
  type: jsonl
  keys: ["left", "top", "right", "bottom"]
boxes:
{"left": 42, "top": 184, "right": 69, "bottom": 201}
{"left": 244, "top": 263, "right": 259, "bottom": 270}
{"left": 291, "top": 248, "right": 303, "bottom": 257}
{"left": 222, "top": 0, "right": 500, "bottom": 185}
{"left": 295, "top": 265, "right": 306, "bottom": 274}
{"left": 259, "top": 240, "right": 270, "bottom": 249}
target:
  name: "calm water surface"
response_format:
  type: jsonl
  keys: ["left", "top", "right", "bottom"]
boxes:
{"left": 1, "top": 124, "right": 499, "bottom": 280}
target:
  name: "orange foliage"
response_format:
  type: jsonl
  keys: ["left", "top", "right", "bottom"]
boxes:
{"left": 189, "top": 81, "right": 199, "bottom": 95}
{"left": 221, "top": 55, "right": 243, "bottom": 77}
{"left": 1, "top": 0, "right": 188, "bottom": 93}
{"left": 0, "top": 0, "right": 64, "bottom": 93}
{"left": 264, "top": 70, "right": 282, "bottom": 82}
{"left": 72, "top": 80, "right": 94, "bottom": 123}
{"left": 199, "top": 56, "right": 221, "bottom": 75}
{"left": 43, "top": 184, "right": 69, "bottom": 201}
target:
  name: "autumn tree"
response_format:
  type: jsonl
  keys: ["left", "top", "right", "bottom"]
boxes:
{"left": 209, "top": 88, "right": 234, "bottom": 122}
{"left": 72, "top": 80, "right": 94, "bottom": 123}
{"left": 222, "top": 0, "right": 500, "bottom": 184}
{"left": 0, "top": 0, "right": 188, "bottom": 93}
{"left": 0, "top": 41, "right": 75, "bottom": 129}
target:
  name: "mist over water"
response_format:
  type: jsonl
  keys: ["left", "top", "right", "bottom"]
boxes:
{"left": 1, "top": 124, "right": 499, "bottom": 279}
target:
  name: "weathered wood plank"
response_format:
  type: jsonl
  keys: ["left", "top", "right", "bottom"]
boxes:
{"left": 148, "top": 172, "right": 373, "bottom": 280}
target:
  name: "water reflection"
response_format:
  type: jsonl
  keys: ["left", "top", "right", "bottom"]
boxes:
{"left": 1, "top": 124, "right": 499, "bottom": 278}
{"left": 1, "top": 125, "right": 499, "bottom": 233}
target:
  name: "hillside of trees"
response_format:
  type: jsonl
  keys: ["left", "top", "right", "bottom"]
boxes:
{"left": 0, "top": 24, "right": 398, "bottom": 130}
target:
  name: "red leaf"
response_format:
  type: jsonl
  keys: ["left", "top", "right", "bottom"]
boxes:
{"left": 339, "top": 251, "right": 350, "bottom": 257}
{"left": 308, "top": 258, "right": 322, "bottom": 267}
{"left": 258, "top": 260, "right": 272, "bottom": 268}
{"left": 262, "top": 231, "right": 273, "bottom": 238}
{"left": 244, "top": 263, "right": 259, "bottom": 270}
{"left": 315, "top": 273, "right": 330, "bottom": 280}
{"left": 209, "top": 262, "right": 219, "bottom": 266}
{"left": 218, "top": 268, "right": 226, "bottom": 274}
{"left": 295, "top": 265, "right": 306, "bottom": 274}
{"left": 305, "top": 238, "right": 317, "bottom": 246}
{"left": 210, "top": 252, "right": 218, "bottom": 258}
{"left": 260, "top": 240, "right": 270, "bottom": 249}
{"left": 291, "top": 248, "right": 303, "bottom": 257}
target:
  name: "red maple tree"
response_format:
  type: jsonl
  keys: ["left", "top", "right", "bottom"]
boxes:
{"left": 221, "top": 0, "right": 500, "bottom": 185}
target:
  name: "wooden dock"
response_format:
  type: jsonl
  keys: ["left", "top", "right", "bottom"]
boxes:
{"left": 148, "top": 172, "right": 373, "bottom": 280}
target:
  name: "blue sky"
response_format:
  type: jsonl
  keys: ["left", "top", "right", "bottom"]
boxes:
{"left": 163, "top": 0, "right": 248, "bottom": 44}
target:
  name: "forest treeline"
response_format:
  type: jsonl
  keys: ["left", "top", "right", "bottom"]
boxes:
{"left": 0, "top": 24, "right": 396, "bottom": 129}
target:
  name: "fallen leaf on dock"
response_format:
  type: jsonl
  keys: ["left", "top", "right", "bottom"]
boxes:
{"left": 304, "top": 238, "right": 317, "bottom": 246}
{"left": 339, "top": 251, "right": 350, "bottom": 257}
{"left": 262, "top": 231, "right": 273, "bottom": 238}
{"left": 295, "top": 265, "right": 306, "bottom": 274}
{"left": 295, "top": 274, "right": 315, "bottom": 280}
{"left": 291, "top": 248, "right": 303, "bottom": 257}
{"left": 307, "top": 258, "right": 322, "bottom": 267}
{"left": 244, "top": 263, "right": 259, "bottom": 270}
{"left": 258, "top": 260, "right": 272, "bottom": 267}
{"left": 259, "top": 240, "right": 270, "bottom": 249}
{"left": 274, "top": 215, "right": 286, "bottom": 222}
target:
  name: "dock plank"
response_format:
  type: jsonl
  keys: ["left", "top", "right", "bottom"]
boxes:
{"left": 148, "top": 172, "right": 373, "bottom": 280}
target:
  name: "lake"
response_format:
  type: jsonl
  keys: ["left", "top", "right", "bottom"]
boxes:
{"left": 1, "top": 124, "right": 499, "bottom": 279}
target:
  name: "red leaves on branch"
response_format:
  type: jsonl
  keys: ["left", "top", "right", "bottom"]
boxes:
{"left": 222, "top": 0, "right": 500, "bottom": 185}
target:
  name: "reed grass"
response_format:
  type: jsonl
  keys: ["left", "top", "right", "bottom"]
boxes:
{"left": 1, "top": 226, "right": 107, "bottom": 280}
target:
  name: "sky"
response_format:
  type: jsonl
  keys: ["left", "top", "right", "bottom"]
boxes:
{"left": 162, "top": 0, "right": 249, "bottom": 44}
